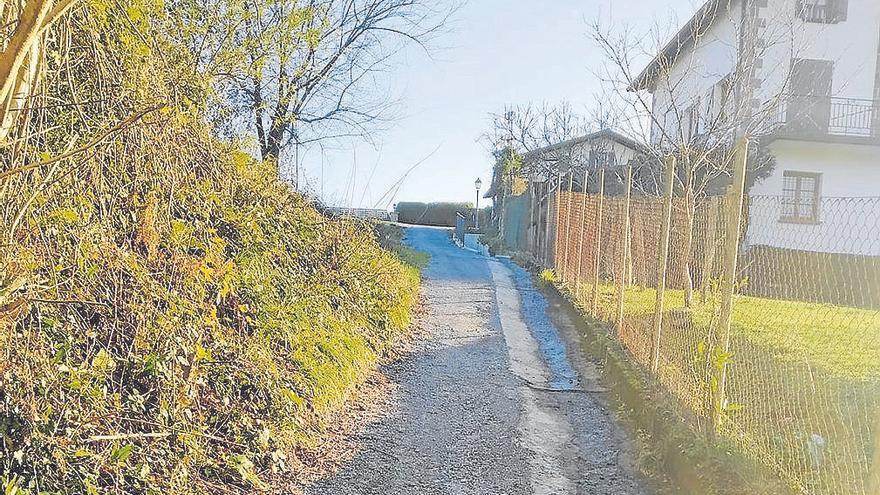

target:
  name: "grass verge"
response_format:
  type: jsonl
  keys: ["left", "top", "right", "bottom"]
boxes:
{"left": 541, "top": 280, "right": 796, "bottom": 495}
{"left": 0, "top": 6, "right": 425, "bottom": 489}
{"left": 572, "top": 279, "right": 880, "bottom": 493}
{"left": 590, "top": 282, "right": 880, "bottom": 379}
{"left": 2, "top": 156, "right": 424, "bottom": 494}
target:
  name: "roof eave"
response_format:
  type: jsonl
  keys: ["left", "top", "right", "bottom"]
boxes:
{"left": 521, "top": 129, "right": 648, "bottom": 166}
{"left": 628, "top": 0, "right": 731, "bottom": 93}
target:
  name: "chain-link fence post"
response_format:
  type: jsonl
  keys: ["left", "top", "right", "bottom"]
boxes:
{"left": 561, "top": 170, "right": 575, "bottom": 283}
{"left": 700, "top": 197, "right": 720, "bottom": 303}
{"left": 651, "top": 156, "right": 676, "bottom": 373}
{"left": 616, "top": 165, "right": 633, "bottom": 335}
{"left": 545, "top": 173, "right": 561, "bottom": 267}
{"left": 870, "top": 415, "right": 880, "bottom": 494}
{"left": 575, "top": 169, "right": 589, "bottom": 300}
{"left": 591, "top": 168, "right": 606, "bottom": 315}
{"left": 712, "top": 137, "right": 748, "bottom": 432}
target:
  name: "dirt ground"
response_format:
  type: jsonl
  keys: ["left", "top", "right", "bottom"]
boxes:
{"left": 306, "top": 226, "right": 648, "bottom": 495}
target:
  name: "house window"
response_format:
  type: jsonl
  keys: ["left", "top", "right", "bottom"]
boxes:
{"left": 718, "top": 75, "right": 735, "bottom": 121}
{"left": 781, "top": 171, "right": 822, "bottom": 223}
{"left": 589, "top": 150, "right": 616, "bottom": 168}
{"left": 684, "top": 99, "right": 701, "bottom": 139}
{"left": 797, "top": 0, "right": 848, "bottom": 24}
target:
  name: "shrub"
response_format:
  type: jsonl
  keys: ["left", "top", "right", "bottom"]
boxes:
{"left": 540, "top": 269, "right": 559, "bottom": 285}
{"left": 395, "top": 202, "right": 473, "bottom": 226}
{"left": 0, "top": 5, "right": 420, "bottom": 494}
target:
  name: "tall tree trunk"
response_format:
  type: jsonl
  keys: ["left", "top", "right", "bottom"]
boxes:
{"left": 253, "top": 82, "right": 269, "bottom": 161}
{"left": 263, "top": 118, "right": 284, "bottom": 165}
{"left": 0, "top": 0, "right": 52, "bottom": 144}
{"left": 0, "top": 0, "right": 78, "bottom": 144}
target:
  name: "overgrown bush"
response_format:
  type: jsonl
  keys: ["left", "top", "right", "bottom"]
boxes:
{"left": 0, "top": 3, "right": 419, "bottom": 493}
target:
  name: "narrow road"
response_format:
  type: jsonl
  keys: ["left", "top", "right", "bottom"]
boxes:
{"left": 308, "top": 226, "right": 648, "bottom": 495}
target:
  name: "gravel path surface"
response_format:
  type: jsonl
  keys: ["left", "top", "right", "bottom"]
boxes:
{"left": 307, "top": 226, "right": 648, "bottom": 495}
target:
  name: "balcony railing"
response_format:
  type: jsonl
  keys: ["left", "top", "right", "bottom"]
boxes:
{"left": 766, "top": 95, "right": 880, "bottom": 140}
{"left": 798, "top": 3, "right": 836, "bottom": 23}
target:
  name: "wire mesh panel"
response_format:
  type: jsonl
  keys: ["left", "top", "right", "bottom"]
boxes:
{"left": 726, "top": 196, "right": 880, "bottom": 495}
{"left": 542, "top": 186, "right": 880, "bottom": 495}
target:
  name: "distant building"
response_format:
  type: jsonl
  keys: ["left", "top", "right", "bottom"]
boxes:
{"left": 487, "top": 129, "right": 646, "bottom": 258}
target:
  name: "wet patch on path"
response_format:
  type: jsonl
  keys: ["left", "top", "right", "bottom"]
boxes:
{"left": 500, "top": 258, "right": 579, "bottom": 391}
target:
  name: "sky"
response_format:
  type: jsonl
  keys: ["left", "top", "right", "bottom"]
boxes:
{"left": 300, "top": 0, "right": 700, "bottom": 209}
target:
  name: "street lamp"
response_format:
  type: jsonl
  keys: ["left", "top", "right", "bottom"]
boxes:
{"left": 474, "top": 177, "right": 482, "bottom": 230}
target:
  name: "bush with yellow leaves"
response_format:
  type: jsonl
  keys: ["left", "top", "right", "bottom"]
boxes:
{"left": 0, "top": 3, "right": 419, "bottom": 493}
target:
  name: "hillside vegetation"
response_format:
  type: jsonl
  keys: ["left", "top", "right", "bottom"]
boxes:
{"left": 1, "top": 2, "right": 419, "bottom": 493}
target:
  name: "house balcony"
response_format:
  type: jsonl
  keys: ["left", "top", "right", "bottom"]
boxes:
{"left": 797, "top": 2, "right": 844, "bottom": 24}
{"left": 765, "top": 95, "right": 880, "bottom": 144}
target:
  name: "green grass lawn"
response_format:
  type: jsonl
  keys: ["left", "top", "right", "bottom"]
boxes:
{"left": 587, "top": 281, "right": 880, "bottom": 380}
{"left": 575, "top": 279, "right": 880, "bottom": 495}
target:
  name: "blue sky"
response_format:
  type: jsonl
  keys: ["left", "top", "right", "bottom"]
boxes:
{"left": 301, "top": 0, "right": 698, "bottom": 209}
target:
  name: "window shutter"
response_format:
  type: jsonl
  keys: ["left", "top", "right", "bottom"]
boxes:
{"left": 835, "top": 0, "right": 848, "bottom": 22}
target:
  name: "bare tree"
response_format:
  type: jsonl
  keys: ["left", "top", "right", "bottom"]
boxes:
{"left": 588, "top": 0, "right": 827, "bottom": 305}
{"left": 486, "top": 102, "right": 589, "bottom": 154}
{"left": 178, "top": 0, "right": 454, "bottom": 187}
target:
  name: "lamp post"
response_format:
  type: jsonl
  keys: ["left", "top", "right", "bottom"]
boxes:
{"left": 474, "top": 177, "right": 482, "bottom": 230}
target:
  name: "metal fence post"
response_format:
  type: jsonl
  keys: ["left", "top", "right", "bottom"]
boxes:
{"left": 544, "top": 173, "right": 562, "bottom": 270}
{"left": 544, "top": 174, "right": 560, "bottom": 267}
{"left": 575, "top": 169, "right": 589, "bottom": 300}
{"left": 591, "top": 168, "right": 606, "bottom": 315}
{"left": 528, "top": 181, "right": 536, "bottom": 255}
{"left": 712, "top": 137, "right": 748, "bottom": 432}
{"left": 651, "top": 156, "right": 676, "bottom": 373}
{"left": 542, "top": 182, "right": 550, "bottom": 265}
{"left": 616, "top": 165, "right": 633, "bottom": 335}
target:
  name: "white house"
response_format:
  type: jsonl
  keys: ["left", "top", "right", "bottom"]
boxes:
{"left": 520, "top": 128, "right": 645, "bottom": 184}
{"left": 521, "top": 129, "right": 646, "bottom": 264}
{"left": 487, "top": 129, "right": 645, "bottom": 258}
{"left": 630, "top": 0, "right": 880, "bottom": 257}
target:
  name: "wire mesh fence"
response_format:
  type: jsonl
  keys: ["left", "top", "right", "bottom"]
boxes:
{"left": 539, "top": 159, "right": 880, "bottom": 494}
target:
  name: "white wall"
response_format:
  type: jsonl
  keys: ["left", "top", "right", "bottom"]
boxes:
{"left": 649, "top": 0, "right": 880, "bottom": 139}
{"left": 564, "top": 136, "right": 640, "bottom": 166}
{"left": 756, "top": 0, "right": 880, "bottom": 106}
{"left": 645, "top": 0, "right": 880, "bottom": 255}
{"left": 745, "top": 140, "right": 880, "bottom": 256}
{"left": 650, "top": 4, "right": 742, "bottom": 145}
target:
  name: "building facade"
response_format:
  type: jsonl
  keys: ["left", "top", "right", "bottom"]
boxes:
{"left": 632, "top": 0, "right": 880, "bottom": 256}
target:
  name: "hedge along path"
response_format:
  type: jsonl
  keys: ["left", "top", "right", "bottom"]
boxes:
{"left": 0, "top": 3, "right": 421, "bottom": 494}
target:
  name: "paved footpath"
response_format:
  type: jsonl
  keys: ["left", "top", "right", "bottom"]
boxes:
{"left": 307, "top": 226, "right": 649, "bottom": 495}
